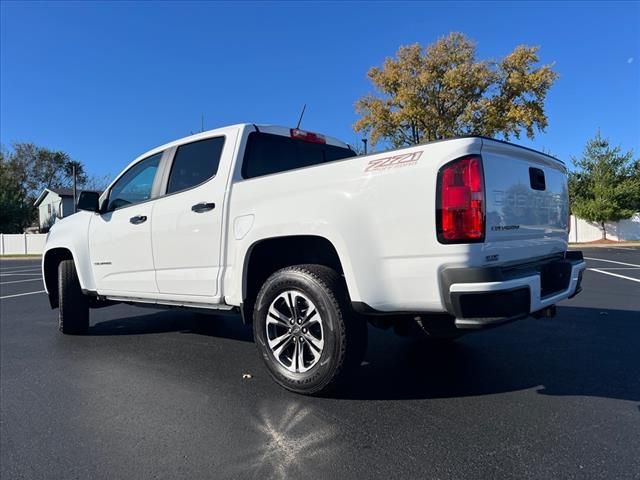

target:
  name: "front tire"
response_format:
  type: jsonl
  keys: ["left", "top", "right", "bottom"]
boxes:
{"left": 58, "top": 259, "right": 89, "bottom": 335}
{"left": 253, "top": 265, "right": 367, "bottom": 395}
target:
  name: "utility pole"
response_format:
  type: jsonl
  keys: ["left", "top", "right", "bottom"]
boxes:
{"left": 72, "top": 163, "right": 77, "bottom": 213}
{"left": 362, "top": 138, "right": 368, "bottom": 155}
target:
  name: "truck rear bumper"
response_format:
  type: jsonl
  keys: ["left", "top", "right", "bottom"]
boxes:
{"left": 441, "top": 251, "right": 586, "bottom": 329}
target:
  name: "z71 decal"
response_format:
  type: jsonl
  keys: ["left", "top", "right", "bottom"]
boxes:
{"left": 365, "top": 151, "right": 423, "bottom": 172}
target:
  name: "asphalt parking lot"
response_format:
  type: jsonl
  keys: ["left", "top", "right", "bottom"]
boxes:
{"left": 1, "top": 248, "right": 639, "bottom": 479}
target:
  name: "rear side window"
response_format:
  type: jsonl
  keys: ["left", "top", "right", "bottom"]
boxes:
{"left": 242, "top": 132, "right": 356, "bottom": 179}
{"left": 166, "top": 136, "right": 225, "bottom": 194}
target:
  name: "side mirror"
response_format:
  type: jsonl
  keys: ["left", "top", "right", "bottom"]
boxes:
{"left": 77, "top": 191, "right": 100, "bottom": 212}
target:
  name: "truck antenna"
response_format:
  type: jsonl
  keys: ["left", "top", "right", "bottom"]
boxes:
{"left": 295, "top": 104, "right": 306, "bottom": 130}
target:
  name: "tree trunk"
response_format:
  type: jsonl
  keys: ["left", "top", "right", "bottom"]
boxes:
{"left": 601, "top": 221, "right": 607, "bottom": 240}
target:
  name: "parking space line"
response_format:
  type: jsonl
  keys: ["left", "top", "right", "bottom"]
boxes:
{"left": 584, "top": 257, "right": 640, "bottom": 268}
{"left": 0, "top": 278, "right": 43, "bottom": 285}
{"left": 0, "top": 264, "right": 39, "bottom": 270}
{"left": 0, "top": 262, "right": 39, "bottom": 267}
{"left": 0, "top": 270, "right": 40, "bottom": 277}
{"left": 0, "top": 273, "right": 42, "bottom": 277}
{"left": 0, "top": 267, "right": 40, "bottom": 273}
{"left": 588, "top": 268, "right": 640, "bottom": 283}
{"left": 593, "top": 267, "right": 640, "bottom": 271}
{"left": 0, "top": 290, "right": 45, "bottom": 300}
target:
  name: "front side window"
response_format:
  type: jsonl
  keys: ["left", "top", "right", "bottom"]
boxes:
{"left": 166, "top": 136, "right": 225, "bottom": 194}
{"left": 106, "top": 153, "right": 162, "bottom": 211}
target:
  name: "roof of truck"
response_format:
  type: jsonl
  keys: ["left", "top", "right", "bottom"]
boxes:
{"left": 127, "top": 127, "right": 562, "bottom": 181}
{"left": 102, "top": 124, "right": 354, "bottom": 195}
{"left": 147, "top": 124, "right": 352, "bottom": 156}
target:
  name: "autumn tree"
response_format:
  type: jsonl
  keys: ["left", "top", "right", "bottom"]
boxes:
{"left": 354, "top": 32, "right": 558, "bottom": 147}
{"left": 568, "top": 132, "right": 640, "bottom": 240}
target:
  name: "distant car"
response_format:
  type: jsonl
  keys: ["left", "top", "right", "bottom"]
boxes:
{"left": 41, "top": 124, "right": 586, "bottom": 394}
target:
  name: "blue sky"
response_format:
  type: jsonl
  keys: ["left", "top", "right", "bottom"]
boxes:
{"left": 1, "top": 1, "right": 639, "bottom": 178}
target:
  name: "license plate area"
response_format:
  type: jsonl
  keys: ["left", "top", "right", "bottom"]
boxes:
{"left": 540, "top": 260, "right": 572, "bottom": 298}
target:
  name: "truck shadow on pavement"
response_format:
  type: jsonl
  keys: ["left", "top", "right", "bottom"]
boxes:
{"left": 89, "top": 308, "right": 254, "bottom": 342}
{"left": 87, "top": 305, "right": 639, "bottom": 403}
{"left": 339, "top": 306, "right": 640, "bottom": 403}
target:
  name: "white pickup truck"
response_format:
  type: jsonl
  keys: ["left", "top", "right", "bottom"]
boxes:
{"left": 42, "top": 124, "right": 586, "bottom": 394}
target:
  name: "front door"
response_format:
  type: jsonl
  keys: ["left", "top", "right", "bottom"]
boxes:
{"left": 89, "top": 152, "right": 162, "bottom": 294}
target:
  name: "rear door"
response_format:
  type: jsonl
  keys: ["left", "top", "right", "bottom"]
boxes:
{"left": 151, "top": 130, "right": 237, "bottom": 297}
{"left": 89, "top": 152, "right": 163, "bottom": 294}
{"left": 481, "top": 139, "right": 569, "bottom": 264}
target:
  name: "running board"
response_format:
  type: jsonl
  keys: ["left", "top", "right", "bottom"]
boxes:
{"left": 104, "top": 295, "right": 235, "bottom": 311}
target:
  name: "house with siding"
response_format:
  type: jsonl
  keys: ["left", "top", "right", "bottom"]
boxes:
{"left": 33, "top": 188, "right": 76, "bottom": 231}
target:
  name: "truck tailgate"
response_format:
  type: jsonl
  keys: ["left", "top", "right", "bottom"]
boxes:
{"left": 481, "top": 139, "right": 569, "bottom": 263}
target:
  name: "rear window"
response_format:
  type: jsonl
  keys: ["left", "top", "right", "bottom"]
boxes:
{"left": 242, "top": 132, "right": 356, "bottom": 179}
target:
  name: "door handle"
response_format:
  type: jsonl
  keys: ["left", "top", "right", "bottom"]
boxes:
{"left": 129, "top": 215, "right": 147, "bottom": 225}
{"left": 191, "top": 202, "right": 216, "bottom": 213}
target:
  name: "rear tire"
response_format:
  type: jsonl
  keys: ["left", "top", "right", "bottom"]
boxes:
{"left": 253, "top": 264, "right": 367, "bottom": 395}
{"left": 58, "top": 259, "right": 89, "bottom": 335}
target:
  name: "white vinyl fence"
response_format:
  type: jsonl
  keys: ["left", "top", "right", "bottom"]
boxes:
{"left": 0, "top": 234, "right": 47, "bottom": 255}
{"left": 0, "top": 215, "right": 638, "bottom": 255}
{"left": 569, "top": 214, "right": 640, "bottom": 243}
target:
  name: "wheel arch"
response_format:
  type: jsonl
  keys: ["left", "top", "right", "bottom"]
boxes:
{"left": 240, "top": 235, "right": 353, "bottom": 324}
{"left": 42, "top": 248, "right": 75, "bottom": 309}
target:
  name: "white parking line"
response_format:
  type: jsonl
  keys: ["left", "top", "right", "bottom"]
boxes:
{"left": 594, "top": 267, "right": 640, "bottom": 271}
{"left": 584, "top": 257, "right": 640, "bottom": 268}
{"left": 0, "top": 268, "right": 41, "bottom": 274}
{"left": 588, "top": 268, "right": 640, "bottom": 283}
{"left": 0, "top": 290, "right": 45, "bottom": 300}
{"left": 0, "top": 270, "right": 41, "bottom": 277}
{"left": 0, "top": 272, "right": 41, "bottom": 277}
{"left": 0, "top": 262, "right": 39, "bottom": 268}
{"left": 0, "top": 278, "right": 43, "bottom": 285}
{"left": 0, "top": 266, "right": 40, "bottom": 270}
{"left": 0, "top": 273, "right": 42, "bottom": 277}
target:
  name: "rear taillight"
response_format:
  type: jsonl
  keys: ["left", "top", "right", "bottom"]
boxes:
{"left": 437, "top": 155, "right": 485, "bottom": 243}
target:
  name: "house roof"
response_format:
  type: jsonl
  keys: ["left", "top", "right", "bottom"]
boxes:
{"left": 50, "top": 188, "right": 74, "bottom": 197}
{"left": 34, "top": 188, "right": 65, "bottom": 207}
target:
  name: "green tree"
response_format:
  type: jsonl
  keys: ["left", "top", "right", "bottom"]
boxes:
{"left": 9, "top": 143, "right": 87, "bottom": 200}
{"left": 354, "top": 32, "right": 558, "bottom": 148}
{"left": 0, "top": 147, "right": 34, "bottom": 233}
{"left": 0, "top": 143, "right": 93, "bottom": 233}
{"left": 569, "top": 132, "right": 640, "bottom": 240}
